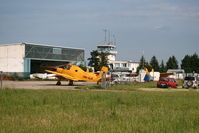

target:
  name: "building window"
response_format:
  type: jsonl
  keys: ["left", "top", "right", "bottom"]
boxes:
{"left": 115, "top": 63, "right": 120, "bottom": 67}
{"left": 53, "top": 48, "right": 62, "bottom": 54}
{"left": 122, "top": 63, "right": 127, "bottom": 67}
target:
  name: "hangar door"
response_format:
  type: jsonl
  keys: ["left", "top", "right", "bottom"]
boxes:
{"left": 30, "top": 60, "right": 69, "bottom": 74}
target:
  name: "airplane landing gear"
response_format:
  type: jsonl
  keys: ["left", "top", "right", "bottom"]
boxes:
{"left": 56, "top": 80, "right": 61, "bottom": 85}
{"left": 68, "top": 80, "right": 74, "bottom": 86}
{"left": 56, "top": 80, "right": 73, "bottom": 86}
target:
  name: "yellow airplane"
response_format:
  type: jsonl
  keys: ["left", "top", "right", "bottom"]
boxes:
{"left": 45, "top": 64, "right": 108, "bottom": 85}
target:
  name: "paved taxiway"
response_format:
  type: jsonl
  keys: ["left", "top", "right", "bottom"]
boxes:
{"left": 1, "top": 80, "right": 96, "bottom": 90}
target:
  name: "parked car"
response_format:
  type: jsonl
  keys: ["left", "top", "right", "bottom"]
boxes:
{"left": 157, "top": 77, "right": 178, "bottom": 88}
{"left": 182, "top": 76, "right": 199, "bottom": 89}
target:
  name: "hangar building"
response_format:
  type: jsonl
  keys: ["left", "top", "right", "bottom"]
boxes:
{"left": 0, "top": 43, "right": 85, "bottom": 77}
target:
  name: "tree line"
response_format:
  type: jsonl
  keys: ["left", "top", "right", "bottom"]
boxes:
{"left": 137, "top": 53, "right": 199, "bottom": 73}
{"left": 137, "top": 55, "right": 178, "bottom": 73}
{"left": 87, "top": 50, "right": 199, "bottom": 73}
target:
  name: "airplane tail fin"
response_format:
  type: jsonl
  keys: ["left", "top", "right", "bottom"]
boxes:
{"left": 99, "top": 66, "right": 108, "bottom": 76}
{"left": 101, "top": 66, "right": 108, "bottom": 72}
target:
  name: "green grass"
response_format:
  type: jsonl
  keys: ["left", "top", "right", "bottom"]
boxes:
{"left": 77, "top": 81, "right": 157, "bottom": 90}
{"left": 107, "top": 81, "right": 156, "bottom": 91}
{"left": 91, "top": 80, "right": 182, "bottom": 91}
{"left": 0, "top": 89, "right": 199, "bottom": 133}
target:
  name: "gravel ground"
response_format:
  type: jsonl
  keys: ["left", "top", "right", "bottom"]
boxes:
{"left": 1, "top": 80, "right": 96, "bottom": 90}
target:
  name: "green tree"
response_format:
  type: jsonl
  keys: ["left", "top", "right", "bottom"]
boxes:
{"left": 159, "top": 60, "right": 166, "bottom": 73}
{"left": 145, "top": 62, "right": 152, "bottom": 72}
{"left": 78, "top": 64, "right": 87, "bottom": 71}
{"left": 150, "top": 56, "right": 159, "bottom": 71}
{"left": 88, "top": 50, "right": 109, "bottom": 72}
{"left": 181, "top": 53, "right": 199, "bottom": 73}
{"left": 181, "top": 55, "right": 192, "bottom": 73}
{"left": 166, "top": 56, "right": 178, "bottom": 70}
{"left": 88, "top": 50, "right": 100, "bottom": 72}
{"left": 137, "top": 56, "right": 152, "bottom": 73}
{"left": 138, "top": 56, "right": 146, "bottom": 70}
{"left": 99, "top": 52, "right": 109, "bottom": 68}
{"left": 191, "top": 53, "right": 199, "bottom": 73}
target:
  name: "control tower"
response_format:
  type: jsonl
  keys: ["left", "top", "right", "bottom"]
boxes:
{"left": 97, "top": 44, "right": 117, "bottom": 61}
{"left": 96, "top": 30, "right": 139, "bottom": 72}
{"left": 97, "top": 29, "right": 117, "bottom": 61}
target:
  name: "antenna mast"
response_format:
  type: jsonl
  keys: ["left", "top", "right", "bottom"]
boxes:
{"left": 113, "top": 34, "right": 116, "bottom": 45}
{"left": 103, "top": 29, "right": 107, "bottom": 44}
{"left": 108, "top": 30, "right": 110, "bottom": 45}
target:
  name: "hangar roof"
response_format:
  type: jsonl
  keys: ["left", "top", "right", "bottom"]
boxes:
{"left": 0, "top": 43, "right": 85, "bottom": 62}
{"left": 0, "top": 42, "right": 84, "bottom": 50}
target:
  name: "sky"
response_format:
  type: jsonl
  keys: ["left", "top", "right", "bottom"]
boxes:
{"left": 0, "top": 0, "right": 199, "bottom": 64}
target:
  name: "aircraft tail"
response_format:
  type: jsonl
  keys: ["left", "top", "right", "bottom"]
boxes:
{"left": 99, "top": 66, "right": 108, "bottom": 77}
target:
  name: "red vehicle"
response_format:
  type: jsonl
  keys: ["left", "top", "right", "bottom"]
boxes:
{"left": 157, "top": 77, "right": 178, "bottom": 88}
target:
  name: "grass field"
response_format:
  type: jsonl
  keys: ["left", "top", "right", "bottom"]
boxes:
{"left": 0, "top": 88, "right": 199, "bottom": 133}
{"left": 80, "top": 80, "right": 182, "bottom": 90}
{"left": 78, "top": 81, "right": 157, "bottom": 90}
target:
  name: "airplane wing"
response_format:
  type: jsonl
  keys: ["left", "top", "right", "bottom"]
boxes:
{"left": 160, "top": 72, "right": 174, "bottom": 78}
{"left": 45, "top": 70, "right": 79, "bottom": 81}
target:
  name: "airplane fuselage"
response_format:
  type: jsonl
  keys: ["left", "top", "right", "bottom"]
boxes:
{"left": 56, "top": 65, "right": 100, "bottom": 82}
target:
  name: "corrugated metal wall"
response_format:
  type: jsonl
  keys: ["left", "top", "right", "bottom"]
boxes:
{"left": 0, "top": 44, "right": 25, "bottom": 72}
{"left": 25, "top": 44, "right": 84, "bottom": 62}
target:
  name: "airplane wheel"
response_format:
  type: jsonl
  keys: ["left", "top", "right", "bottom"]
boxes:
{"left": 56, "top": 81, "right": 61, "bottom": 85}
{"left": 186, "top": 81, "right": 193, "bottom": 87}
{"left": 68, "top": 80, "right": 74, "bottom": 86}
